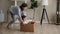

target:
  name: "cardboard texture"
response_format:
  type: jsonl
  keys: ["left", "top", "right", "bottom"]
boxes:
{"left": 20, "top": 22, "right": 34, "bottom": 32}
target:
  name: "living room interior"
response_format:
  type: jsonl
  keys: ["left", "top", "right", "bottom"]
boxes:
{"left": 0, "top": 0, "right": 60, "bottom": 34}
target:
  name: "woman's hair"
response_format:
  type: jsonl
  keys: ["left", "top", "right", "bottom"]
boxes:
{"left": 20, "top": 3, "right": 27, "bottom": 11}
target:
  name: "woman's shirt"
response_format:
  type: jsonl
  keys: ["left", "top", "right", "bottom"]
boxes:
{"left": 18, "top": 6, "right": 27, "bottom": 17}
{"left": 9, "top": 6, "right": 27, "bottom": 18}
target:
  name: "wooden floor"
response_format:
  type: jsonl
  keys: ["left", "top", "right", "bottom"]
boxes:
{"left": 0, "top": 22, "right": 60, "bottom": 34}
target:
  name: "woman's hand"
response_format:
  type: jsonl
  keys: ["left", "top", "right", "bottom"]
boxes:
{"left": 19, "top": 17, "right": 24, "bottom": 23}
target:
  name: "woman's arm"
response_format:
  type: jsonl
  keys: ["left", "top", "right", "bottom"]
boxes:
{"left": 18, "top": 7, "right": 23, "bottom": 23}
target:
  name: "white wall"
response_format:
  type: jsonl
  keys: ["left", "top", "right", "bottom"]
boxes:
{"left": 46, "top": 0, "right": 57, "bottom": 23}
{"left": 0, "top": 0, "right": 12, "bottom": 22}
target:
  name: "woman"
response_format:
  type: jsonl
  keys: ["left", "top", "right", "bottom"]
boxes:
{"left": 7, "top": 3, "right": 28, "bottom": 29}
{"left": 20, "top": 3, "right": 27, "bottom": 21}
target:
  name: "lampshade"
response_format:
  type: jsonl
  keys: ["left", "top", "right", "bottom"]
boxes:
{"left": 42, "top": 0, "right": 48, "bottom": 6}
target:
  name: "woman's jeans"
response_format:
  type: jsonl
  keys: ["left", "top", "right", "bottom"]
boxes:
{"left": 7, "top": 12, "right": 19, "bottom": 27}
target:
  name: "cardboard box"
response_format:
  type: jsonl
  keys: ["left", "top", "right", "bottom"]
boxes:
{"left": 20, "top": 22, "right": 34, "bottom": 32}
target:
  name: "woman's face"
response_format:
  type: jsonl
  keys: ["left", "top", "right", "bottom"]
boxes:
{"left": 23, "top": 7, "right": 27, "bottom": 10}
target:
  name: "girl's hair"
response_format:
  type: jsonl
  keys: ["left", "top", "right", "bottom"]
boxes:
{"left": 20, "top": 3, "right": 27, "bottom": 11}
